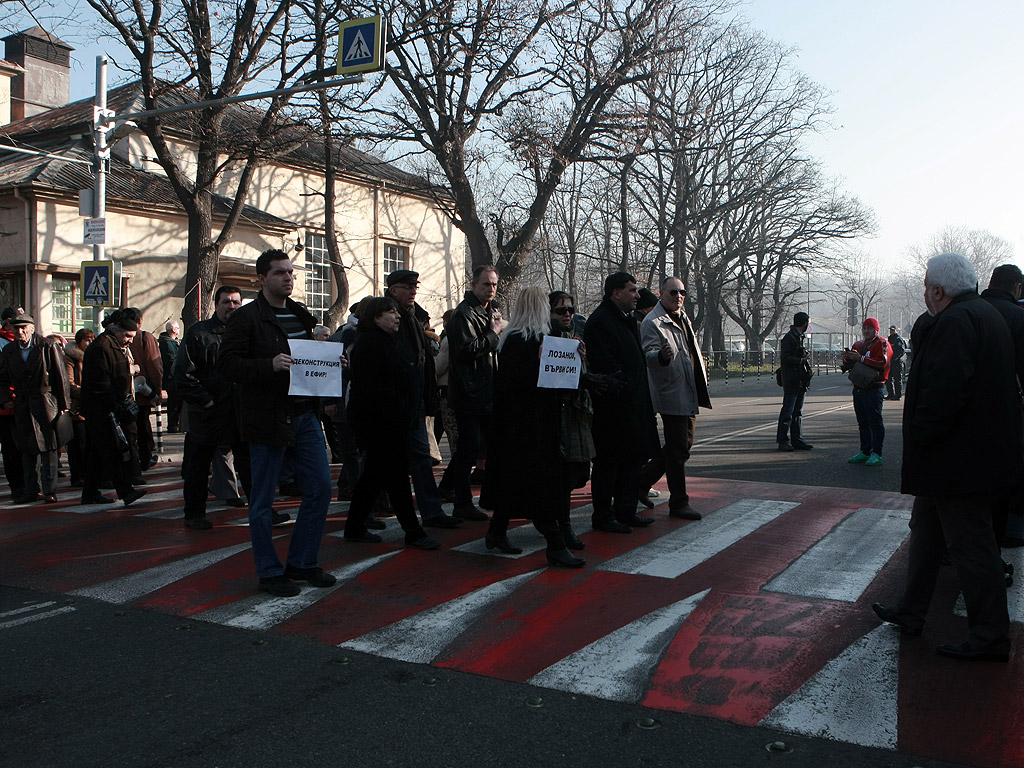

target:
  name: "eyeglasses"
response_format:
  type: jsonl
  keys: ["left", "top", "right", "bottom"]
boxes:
{"left": 668, "top": 289, "right": 686, "bottom": 297}
{"left": 553, "top": 306, "right": 576, "bottom": 316}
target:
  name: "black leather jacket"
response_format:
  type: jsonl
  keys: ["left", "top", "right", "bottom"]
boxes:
{"left": 447, "top": 291, "right": 499, "bottom": 415}
{"left": 174, "top": 315, "right": 235, "bottom": 446}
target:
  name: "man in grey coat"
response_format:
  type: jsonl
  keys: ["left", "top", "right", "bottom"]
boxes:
{"left": 637, "top": 277, "right": 711, "bottom": 521}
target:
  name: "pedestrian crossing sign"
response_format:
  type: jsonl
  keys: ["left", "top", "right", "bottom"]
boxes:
{"left": 337, "top": 15, "right": 386, "bottom": 75}
{"left": 80, "top": 260, "right": 119, "bottom": 307}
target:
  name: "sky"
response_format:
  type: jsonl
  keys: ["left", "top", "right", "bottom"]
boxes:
{"left": 24, "top": 0, "right": 1024, "bottom": 271}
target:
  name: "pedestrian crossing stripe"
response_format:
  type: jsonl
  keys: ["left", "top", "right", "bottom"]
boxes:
{"left": 337, "top": 16, "right": 386, "bottom": 75}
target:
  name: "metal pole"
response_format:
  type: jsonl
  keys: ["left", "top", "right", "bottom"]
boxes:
{"left": 92, "top": 55, "right": 108, "bottom": 330}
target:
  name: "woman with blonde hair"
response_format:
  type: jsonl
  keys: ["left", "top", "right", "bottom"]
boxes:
{"left": 485, "top": 286, "right": 584, "bottom": 567}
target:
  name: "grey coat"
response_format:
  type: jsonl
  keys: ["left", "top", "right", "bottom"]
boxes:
{"left": 641, "top": 302, "right": 711, "bottom": 416}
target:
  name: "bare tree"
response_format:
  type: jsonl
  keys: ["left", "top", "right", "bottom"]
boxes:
{"left": 905, "top": 225, "right": 1016, "bottom": 289}
{"left": 84, "top": 0, "right": 317, "bottom": 323}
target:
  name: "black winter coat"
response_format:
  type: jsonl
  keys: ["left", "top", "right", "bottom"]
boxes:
{"left": 901, "top": 291, "right": 1022, "bottom": 496}
{"left": 80, "top": 331, "right": 132, "bottom": 420}
{"left": 583, "top": 298, "right": 660, "bottom": 461}
{"left": 395, "top": 302, "right": 440, "bottom": 417}
{"left": 779, "top": 326, "right": 812, "bottom": 391}
{"left": 490, "top": 331, "right": 563, "bottom": 521}
{"left": 980, "top": 287, "right": 1024, "bottom": 384}
{"left": 219, "top": 292, "right": 318, "bottom": 446}
{"left": 447, "top": 291, "right": 499, "bottom": 415}
{"left": 346, "top": 324, "right": 417, "bottom": 450}
{"left": 0, "top": 334, "right": 69, "bottom": 454}
{"left": 174, "top": 315, "right": 235, "bottom": 446}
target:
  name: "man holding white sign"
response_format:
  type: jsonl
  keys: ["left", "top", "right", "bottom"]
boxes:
{"left": 219, "top": 249, "right": 337, "bottom": 597}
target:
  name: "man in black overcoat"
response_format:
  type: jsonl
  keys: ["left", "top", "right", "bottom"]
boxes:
{"left": 583, "top": 272, "right": 660, "bottom": 533}
{"left": 873, "top": 252, "right": 1021, "bottom": 662}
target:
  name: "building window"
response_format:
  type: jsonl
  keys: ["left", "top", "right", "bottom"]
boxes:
{"left": 383, "top": 243, "right": 409, "bottom": 277}
{"left": 304, "top": 232, "right": 331, "bottom": 321}
{"left": 52, "top": 278, "right": 96, "bottom": 335}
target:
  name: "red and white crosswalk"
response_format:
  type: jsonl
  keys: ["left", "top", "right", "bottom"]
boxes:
{"left": 2, "top": 464, "right": 1021, "bottom": 768}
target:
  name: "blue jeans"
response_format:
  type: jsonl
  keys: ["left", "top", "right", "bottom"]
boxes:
{"left": 776, "top": 388, "right": 806, "bottom": 444}
{"left": 247, "top": 410, "right": 332, "bottom": 578}
{"left": 852, "top": 385, "right": 885, "bottom": 455}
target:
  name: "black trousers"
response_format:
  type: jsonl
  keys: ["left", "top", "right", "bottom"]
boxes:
{"left": 0, "top": 413, "right": 24, "bottom": 495}
{"left": 82, "top": 412, "right": 133, "bottom": 500}
{"left": 896, "top": 493, "right": 1010, "bottom": 653}
{"left": 591, "top": 455, "right": 642, "bottom": 526}
{"left": 136, "top": 405, "right": 155, "bottom": 472}
{"left": 638, "top": 414, "right": 695, "bottom": 509}
{"left": 65, "top": 419, "right": 88, "bottom": 484}
{"left": 344, "top": 446, "right": 424, "bottom": 542}
{"left": 182, "top": 433, "right": 251, "bottom": 519}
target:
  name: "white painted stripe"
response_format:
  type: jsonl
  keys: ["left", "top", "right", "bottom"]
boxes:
{"left": 693, "top": 405, "right": 852, "bottom": 447}
{"left": 529, "top": 590, "right": 710, "bottom": 702}
{"left": 69, "top": 540, "right": 256, "bottom": 603}
{"left": 0, "top": 601, "right": 55, "bottom": 618}
{"left": 760, "top": 626, "right": 899, "bottom": 748}
{"left": 0, "top": 606, "right": 76, "bottom": 630}
{"left": 451, "top": 505, "right": 595, "bottom": 558}
{"left": 194, "top": 552, "right": 399, "bottom": 630}
{"left": 58, "top": 488, "right": 185, "bottom": 514}
{"left": 340, "top": 570, "right": 542, "bottom": 663}
{"left": 764, "top": 507, "right": 911, "bottom": 602}
{"left": 601, "top": 499, "right": 799, "bottom": 579}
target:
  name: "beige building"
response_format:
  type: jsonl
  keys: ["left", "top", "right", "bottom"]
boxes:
{"left": 0, "top": 28, "right": 466, "bottom": 337}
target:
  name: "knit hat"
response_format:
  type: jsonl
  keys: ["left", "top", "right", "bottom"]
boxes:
{"left": 862, "top": 317, "right": 880, "bottom": 331}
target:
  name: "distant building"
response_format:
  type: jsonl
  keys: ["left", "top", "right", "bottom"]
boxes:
{"left": 0, "top": 27, "right": 466, "bottom": 335}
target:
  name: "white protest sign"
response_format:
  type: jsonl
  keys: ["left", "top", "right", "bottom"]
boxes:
{"left": 288, "top": 339, "right": 344, "bottom": 397}
{"left": 537, "top": 335, "right": 582, "bottom": 389}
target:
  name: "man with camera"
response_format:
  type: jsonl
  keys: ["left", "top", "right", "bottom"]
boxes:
{"left": 841, "top": 318, "right": 890, "bottom": 466}
{"left": 776, "top": 312, "right": 813, "bottom": 452}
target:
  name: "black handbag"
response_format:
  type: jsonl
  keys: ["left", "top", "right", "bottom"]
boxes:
{"left": 117, "top": 395, "right": 140, "bottom": 424}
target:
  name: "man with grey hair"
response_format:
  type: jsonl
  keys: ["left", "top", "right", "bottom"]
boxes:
{"left": 158, "top": 320, "right": 182, "bottom": 432}
{"left": 873, "top": 252, "right": 1020, "bottom": 662}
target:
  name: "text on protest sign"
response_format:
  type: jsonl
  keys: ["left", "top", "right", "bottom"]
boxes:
{"left": 537, "top": 335, "right": 582, "bottom": 389}
{"left": 288, "top": 339, "right": 344, "bottom": 397}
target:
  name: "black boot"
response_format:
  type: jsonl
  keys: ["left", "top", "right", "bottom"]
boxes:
{"left": 559, "top": 521, "right": 585, "bottom": 550}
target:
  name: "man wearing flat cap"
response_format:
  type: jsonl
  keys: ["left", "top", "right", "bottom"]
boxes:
{"left": 0, "top": 306, "right": 25, "bottom": 498}
{"left": 385, "top": 269, "right": 460, "bottom": 529}
{"left": 0, "top": 314, "right": 70, "bottom": 503}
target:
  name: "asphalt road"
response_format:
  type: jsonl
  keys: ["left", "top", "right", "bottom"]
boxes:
{"left": 0, "top": 372, "right": 983, "bottom": 768}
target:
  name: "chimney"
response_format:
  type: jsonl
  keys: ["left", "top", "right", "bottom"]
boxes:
{"left": 3, "top": 26, "right": 73, "bottom": 120}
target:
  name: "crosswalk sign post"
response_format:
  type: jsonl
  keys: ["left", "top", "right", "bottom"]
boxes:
{"left": 337, "top": 15, "right": 386, "bottom": 75}
{"left": 80, "top": 260, "right": 119, "bottom": 307}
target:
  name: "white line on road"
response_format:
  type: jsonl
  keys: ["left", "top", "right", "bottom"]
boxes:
{"left": 0, "top": 601, "right": 55, "bottom": 618}
{"left": 760, "top": 625, "right": 899, "bottom": 748}
{"left": 339, "top": 570, "right": 542, "bottom": 663}
{"left": 0, "top": 606, "right": 76, "bottom": 631}
{"left": 601, "top": 499, "right": 799, "bottom": 579}
{"left": 693, "top": 405, "right": 852, "bottom": 447}
{"left": 529, "top": 589, "right": 710, "bottom": 703}
{"left": 194, "top": 552, "right": 399, "bottom": 630}
{"left": 763, "top": 507, "right": 911, "bottom": 602}
{"left": 69, "top": 540, "right": 257, "bottom": 603}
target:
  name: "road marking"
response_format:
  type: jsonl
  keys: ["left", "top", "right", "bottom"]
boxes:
{"left": 452, "top": 505, "right": 595, "bottom": 558}
{"left": 340, "top": 570, "right": 542, "bottom": 663}
{"left": 193, "top": 552, "right": 399, "bottom": 630}
{"left": 0, "top": 601, "right": 56, "bottom": 618}
{"left": 694, "top": 405, "right": 852, "bottom": 447}
{"left": 601, "top": 499, "right": 799, "bottom": 579}
{"left": 760, "top": 626, "right": 899, "bottom": 748}
{"left": 529, "top": 589, "right": 710, "bottom": 702}
{"left": 69, "top": 541, "right": 257, "bottom": 603}
{"left": 764, "top": 507, "right": 911, "bottom": 602}
{"left": 0, "top": 605, "right": 76, "bottom": 630}
{"left": 58, "top": 489, "right": 185, "bottom": 514}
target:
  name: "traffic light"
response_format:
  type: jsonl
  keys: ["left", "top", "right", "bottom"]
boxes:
{"left": 847, "top": 297, "right": 859, "bottom": 326}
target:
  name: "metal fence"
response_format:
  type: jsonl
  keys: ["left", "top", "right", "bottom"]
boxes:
{"left": 706, "top": 331, "right": 848, "bottom": 384}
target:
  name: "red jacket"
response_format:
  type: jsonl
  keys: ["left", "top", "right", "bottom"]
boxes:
{"left": 851, "top": 334, "right": 891, "bottom": 385}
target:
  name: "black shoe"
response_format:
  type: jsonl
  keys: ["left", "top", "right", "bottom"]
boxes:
{"left": 271, "top": 510, "right": 290, "bottom": 526}
{"left": 593, "top": 519, "right": 632, "bottom": 534}
{"left": 484, "top": 533, "right": 523, "bottom": 554}
{"left": 669, "top": 505, "right": 702, "bottom": 521}
{"left": 279, "top": 482, "right": 301, "bottom": 497}
{"left": 405, "top": 535, "right": 441, "bottom": 550}
{"left": 345, "top": 531, "right": 383, "bottom": 543}
{"left": 81, "top": 494, "right": 116, "bottom": 505}
{"left": 130, "top": 477, "right": 148, "bottom": 486}
{"left": 453, "top": 504, "right": 489, "bottom": 521}
{"left": 42, "top": 494, "right": 58, "bottom": 504}
{"left": 284, "top": 565, "right": 337, "bottom": 588}
{"left": 637, "top": 493, "right": 655, "bottom": 509}
{"left": 223, "top": 498, "right": 247, "bottom": 508}
{"left": 560, "top": 525, "right": 585, "bottom": 550}
{"left": 365, "top": 515, "right": 386, "bottom": 530}
{"left": 936, "top": 642, "right": 1009, "bottom": 662}
{"left": 122, "top": 488, "right": 147, "bottom": 507}
{"left": 871, "top": 602, "right": 922, "bottom": 636}
{"left": 622, "top": 515, "right": 655, "bottom": 527}
{"left": 546, "top": 549, "right": 585, "bottom": 568}
{"left": 259, "top": 574, "right": 301, "bottom": 597}
{"left": 792, "top": 441, "right": 814, "bottom": 450}
{"left": 424, "top": 514, "right": 461, "bottom": 529}
{"left": 778, "top": 442, "right": 794, "bottom": 452}
{"left": 184, "top": 517, "right": 213, "bottom": 530}
{"left": 14, "top": 492, "right": 41, "bottom": 504}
